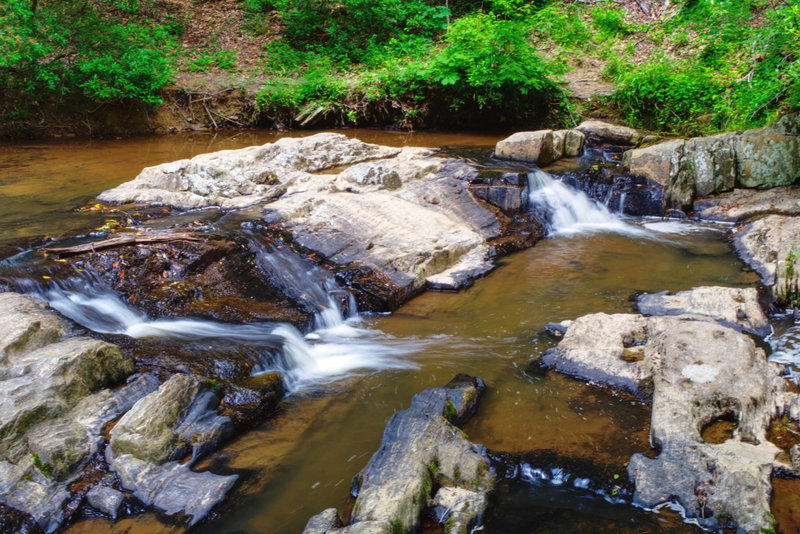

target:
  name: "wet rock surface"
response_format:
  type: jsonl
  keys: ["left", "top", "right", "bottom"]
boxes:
{"left": 493, "top": 129, "right": 585, "bottom": 166}
{"left": 99, "top": 134, "right": 547, "bottom": 305}
{"left": 574, "top": 120, "right": 643, "bottom": 146}
{"left": 732, "top": 214, "right": 800, "bottom": 305}
{"left": 0, "top": 293, "right": 139, "bottom": 533}
{"left": 693, "top": 186, "right": 800, "bottom": 222}
{"left": 543, "top": 306, "right": 791, "bottom": 531}
{"left": 304, "top": 375, "right": 495, "bottom": 534}
{"left": 637, "top": 286, "right": 770, "bottom": 337}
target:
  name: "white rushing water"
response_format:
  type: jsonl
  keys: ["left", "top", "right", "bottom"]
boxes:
{"left": 527, "top": 170, "right": 647, "bottom": 237}
{"left": 30, "top": 277, "right": 416, "bottom": 392}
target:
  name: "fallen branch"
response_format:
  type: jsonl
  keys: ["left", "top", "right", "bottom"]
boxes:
{"left": 40, "top": 232, "right": 202, "bottom": 258}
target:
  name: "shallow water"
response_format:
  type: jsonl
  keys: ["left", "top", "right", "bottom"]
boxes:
{"left": 0, "top": 131, "right": 776, "bottom": 533}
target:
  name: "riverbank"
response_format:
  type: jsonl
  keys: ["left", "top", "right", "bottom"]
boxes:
{"left": 2, "top": 0, "right": 797, "bottom": 139}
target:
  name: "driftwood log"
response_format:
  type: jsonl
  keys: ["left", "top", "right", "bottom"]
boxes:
{"left": 40, "top": 232, "right": 202, "bottom": 258}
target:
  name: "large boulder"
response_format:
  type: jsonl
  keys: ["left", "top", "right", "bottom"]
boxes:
{"left": 732, "top": 215, "right": 800, "bottom": 305}
{"left": 637, "top": 286, "right": 769, "bottom": 338}
{"left": 624, "top": 119, "right": 800, "bottom": 209}
{"left": 305, "top": 376, "right": 494, "bottom": 534}
{"left": 543, "top": 312, "right": 788, "bottom": 532}
{"left": 493, "top": 130, "right": 559, "bottom": 166}
{"left": 574, "top": 120, "right": 643, "bottom": 146}
{"left": 494, "top": 129, "right": 585, "bottom": 166}
{"left": 110, "top": 373, "right": 232, "bottom": 465}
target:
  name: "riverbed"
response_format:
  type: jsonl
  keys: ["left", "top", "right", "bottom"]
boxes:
{"left": 0, "top": 130, "right": 788, "bottom": 533}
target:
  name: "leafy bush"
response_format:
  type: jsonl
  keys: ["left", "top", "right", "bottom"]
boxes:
{"left": 0, "top": 0, "right": 175, "bottom": 112}
{"left": 530, "top": 2, "right": 591, "bottom": 48}
{"left": 255, "top": 0, "right": 449, "bottom": 63}
{"left": 591, "top": 6, "right": 629, "bottom": 39}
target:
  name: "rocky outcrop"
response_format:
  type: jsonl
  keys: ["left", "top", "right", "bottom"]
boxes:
{"left": 623, "top": 117, "right": 800, "bottom": 209}
{"left": 108, "top": 373, "right": 237, "bottom": 523}
{"left": 637, "top": 286, "right": 769, "bottom": 337}
{"left": 0, "top": 292, "right": 148, "bottom": 533}
{"left": 304, "top": 376, "right": 494, "bottom": 534}
{"left": 493, "top": 129, "right": 585, "bottom": 166}
{"left": 574, "top": 120, "right": 643, "bottom": 146}
{"left": 693, "top": 186, "right": 800, "bottom": 222}
{"left": 99, "top": 134, "right": 545, "bottom": 300}
{"left": 732, "top": 215, "right": 800, "bottom": 305}
{"left": 542, "top": 309, "right": 788, "bottom": 531}
{"left": 98, "top": 134, "right": 400, "bottom": 209}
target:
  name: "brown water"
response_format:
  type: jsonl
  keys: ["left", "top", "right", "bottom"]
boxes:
{"left": 0, "top": 131, "right": 770, "bottom": 533}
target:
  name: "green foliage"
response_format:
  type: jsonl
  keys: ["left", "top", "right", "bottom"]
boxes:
{"left": 257, "top": 0, "right": 449, "bottom": 64}
{"left": 188, "top": 49, "right": 238, "bottom": 72}
{"left": 609, "top": 0, "right": 800, "bottom": 134}
{"left": 609, "top": 58, "right": 724, "bottom": 134}
{"left": 590, "top": 6, "right": 629, "bottom": 40}
{"left": 530, "top": 2, "right": 591, "bottom": 48}
{"left": 0, "top": 0, "right": 175, "bottom": 114}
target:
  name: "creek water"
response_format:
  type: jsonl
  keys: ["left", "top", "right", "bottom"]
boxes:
{"left": 0, "top": 130, "right": 790, "bottom": 533}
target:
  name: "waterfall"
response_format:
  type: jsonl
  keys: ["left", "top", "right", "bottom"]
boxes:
{"left": 14, "top": 273, "right": 416, "bottom": 392}
{"left": 527, "top": 170, "right": 645, "bottom": 237}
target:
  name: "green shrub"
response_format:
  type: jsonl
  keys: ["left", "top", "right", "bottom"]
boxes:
{"left": 0, "top": 0, "right": 175, "bottom": 111}
{"left": 591, "top": 6, "right": 629, "bottom": 40}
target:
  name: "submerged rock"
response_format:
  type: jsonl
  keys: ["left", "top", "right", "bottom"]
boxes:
{"left": 732, "top": 215, "right": 800, "bottom": 305}
{"left": 637, "top": 286, "right": 769, "bottom": 338}
{"left": 543, "top": 311, "right": 789, "bottom": 531}
{"left": 305, "top": 375, "right": 494, "bottom": 534}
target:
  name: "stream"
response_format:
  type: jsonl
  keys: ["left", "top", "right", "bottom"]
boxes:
{"left": 1, "top": 130, "right": 796, "bottom": 533}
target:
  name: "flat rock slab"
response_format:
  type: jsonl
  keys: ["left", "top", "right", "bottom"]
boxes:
{"left": 693, "top": 186, "right": 800, "bottom": 222}
{"left": 0, "top": 293, "right": 65, "bottom": 361}
{"left": 732, "top": 214, "right": 800, "bottom": 304}
{"left": 637, "top": 286, "right": 769, "bottom": 337}
{"left": 98, "top": 134, "right": 536, "bottom": 303}
{"left": 111, "top": 453, "right": 237, "bottom": 525}
{"left": 544, "top": 311, "right": 788, "bottom": 531}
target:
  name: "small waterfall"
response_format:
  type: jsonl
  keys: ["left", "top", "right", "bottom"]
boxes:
{"left": 14, "top": 274, "right": 416, "bottom": 392}
{"left": 618, "top": 192, "right": 627, "bottom": 215}
{"left": 244, "top": 230, "right": 355, "bottom": 333}
{"left": 527, "top": 170, "right": 645, "bottom": 237}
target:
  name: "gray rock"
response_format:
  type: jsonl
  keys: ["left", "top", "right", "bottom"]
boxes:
{"left": 575, "top": 120, "right": 643, "bottom": 145}
{"left": 545, "top": 311, "right": 788, "bottom": 531}
{"left": 735, "top": 129, "right": 800, "bottom": 189}
{"left": 99, "top": 137, "right": 533, "bottom": 300}
{"left": 110, "top": 373, "right": 232, "bottom": 465}
{"left": 637, "top": 286, "right": 769, "bottom": 337}
{"left": 623, "top": 118, "right": 800, "bottom": 209}
{"left": 111, "top": 453, "right": 237, "bottom": 525}
{"left": 0, "top": 293, "right": 64, "bottom": 361}
{"left": 560, "top": 129, "right": 586, "bottom": 157}
{"left": 493, "top": 130, "right": 558, "bottom": 166}
{"left": 0, "top": 293, "right": 158, "bottom": 532}
{"left": 732, "top": 215, "right": 800, "bottom": 304}
{"left": 692, "top": 186, "right": 800, "bottom": 222}
{"left": 98, "top": 134, "right": 400, "bottom": 209}
{"left": 350, "top": 375, "right": 493, "bottom": 532}
{"left": 303, "top": 508, "right": 342, "bottom": 534}
{"left": 86, "top": 486, "right": 123, "bottom": 518}
{"left": 469, "top": 183, "right": 527, "bottom": 213}
{"left": 431, "top": 487, "right": 487, "bottom": 534}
